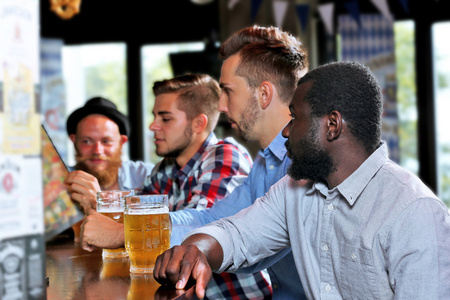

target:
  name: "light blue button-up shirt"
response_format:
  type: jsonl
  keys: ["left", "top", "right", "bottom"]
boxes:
{"left": 190, "top": 142, "right": 450, "bottom": 299}
{"left": 170, "top": 130, "right": 306, "bottom": 300}
{"left": 118, "top": 160, "right": 155, "bottom": 190}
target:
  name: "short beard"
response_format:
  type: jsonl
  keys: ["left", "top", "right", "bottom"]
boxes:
{"left": 237, "top": 94, "right": 261, "bottom": 141}
{"left": 156, "top": 125, "right": 192, "bottom": 158}
{"left": 75, "top": 155, "right": 122, "bottom": 190}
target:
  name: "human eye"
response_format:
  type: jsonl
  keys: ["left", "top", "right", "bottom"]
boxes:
{"left": 80, "top": 139, "right": 92, "bottom": 145}
{"left": 102, "top": 139, "right": 114, "bottom": 145}
{"left": 221, "top": 87, "right": 231, "bottom": 96}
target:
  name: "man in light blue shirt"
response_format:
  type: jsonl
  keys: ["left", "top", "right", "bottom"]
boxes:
{"left": 169, "top": 25, "right": 309, "bottom": 299}
{"left": 154, "top": 61, "right": 450, "bottom": 299}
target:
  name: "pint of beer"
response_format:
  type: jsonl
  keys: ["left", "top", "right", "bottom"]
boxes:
{"left": 97, "top": 189, "right": 134, "bottom": 258}
{"left": 124, "top": 195, "right": 171, "bottom": 274}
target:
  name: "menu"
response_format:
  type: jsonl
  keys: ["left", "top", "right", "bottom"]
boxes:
{"left": 41, "top": 124, "right": 84, "bottom": 241}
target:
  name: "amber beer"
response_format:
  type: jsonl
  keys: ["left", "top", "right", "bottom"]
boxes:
{"left": 124, "top": 195, "right": 171, "bottom": 274}
{"left": 97, "top": 190, "right": 134, "bottom": 258}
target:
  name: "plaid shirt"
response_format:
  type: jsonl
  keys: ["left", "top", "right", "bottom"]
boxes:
{"left": 143, "top": 133, "right": 272, "bottom": 299}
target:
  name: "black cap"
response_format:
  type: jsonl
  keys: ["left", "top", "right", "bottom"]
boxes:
{"left": 66, "top": 97, "right": 130, "bottom": 136}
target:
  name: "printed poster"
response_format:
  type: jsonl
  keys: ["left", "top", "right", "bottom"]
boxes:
{"left": 0, "top": 0, "right": 40, "bottom": 155}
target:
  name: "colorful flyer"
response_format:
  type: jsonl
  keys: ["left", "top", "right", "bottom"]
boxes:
{"left": 41, "top": 125, "right": 84, "bottom": 241}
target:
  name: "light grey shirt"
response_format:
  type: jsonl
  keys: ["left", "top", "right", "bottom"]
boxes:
{"left": 186, "top": 142, "right": 450, "bottom": 299}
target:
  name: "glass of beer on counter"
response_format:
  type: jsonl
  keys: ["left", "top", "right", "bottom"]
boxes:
{"left": 96, "top": 189, "right": 135, "bottom": 258}
{"left": 123, "top": 195, "right": 171, "bottom": 274}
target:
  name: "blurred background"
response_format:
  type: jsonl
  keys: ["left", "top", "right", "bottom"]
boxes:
{"left": 4, "top": 0, "right": 450, "bottom": 207}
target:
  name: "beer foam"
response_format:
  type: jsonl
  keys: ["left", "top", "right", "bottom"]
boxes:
{"left": 97, "top": 208, "right": 123, "bottom": 213}
{"left": 125, "top": 206, "right": 169, "bottom": 215}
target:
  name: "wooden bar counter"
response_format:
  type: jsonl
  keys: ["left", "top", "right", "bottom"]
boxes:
{"left": 45, "top": 236, "right": 198, "bottom": 300}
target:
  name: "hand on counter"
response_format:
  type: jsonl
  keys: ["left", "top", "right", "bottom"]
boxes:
{"left": 80, "top": 211, "right": 125, "bottom": 252}
{"left": 154, "top": 234, "right": 223, "bottom": 299}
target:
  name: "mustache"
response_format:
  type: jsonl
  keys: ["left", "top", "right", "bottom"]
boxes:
{"left": 284, "top": 140, "right": 292, "bottom": 153}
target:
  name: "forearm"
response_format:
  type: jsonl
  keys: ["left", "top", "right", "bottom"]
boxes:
{"left": 81, "top": 211, "right": 125, "bottom": 251}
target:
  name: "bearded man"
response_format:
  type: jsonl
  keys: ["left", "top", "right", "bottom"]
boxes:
{"left": 64, "top": 97, "right": 154, "bottom": 240}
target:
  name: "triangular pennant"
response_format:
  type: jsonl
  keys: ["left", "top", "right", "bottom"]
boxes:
{"left": 370, "top": 0, "right": 393, "bottom": 23}
{"left": 344, "top": 0, "right": 362, "bottom": 29}
{"left": 398, "top": 0, "right": 409, "bottom": 14}
{"left": 228, "top": 0, "right": 241, "bottom": 10}
{"left": 251, "top": 0, "right": 264, "bottom": 22}
{"left": 295, "top": 4, "right": 310, "bottom": 33}
{"left": 318, "top": 3, "right": 335, "bottom": 35}
{"left": 273, "top": 0, "right": 289, "bottom": 29}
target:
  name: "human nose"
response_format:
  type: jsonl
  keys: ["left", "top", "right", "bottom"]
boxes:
{"left": 218, "top": 93, "right": 228, "bottom": 113}
{"left": 149, "top": 119, "right": 159, "bottom": 132}
{"left": 92, "top": 141, "right": 104, "bottom": 154}
{"left": 282, "top": 121, "right": 291, "bottom": 138}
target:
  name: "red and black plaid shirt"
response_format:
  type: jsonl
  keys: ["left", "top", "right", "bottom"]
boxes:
{"left": 143, "top": 133, "right": 272, "bottom": 299}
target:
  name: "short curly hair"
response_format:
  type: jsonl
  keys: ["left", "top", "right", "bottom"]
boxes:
{"left": 299, "top": 61, "right": 383, "bottom": 153}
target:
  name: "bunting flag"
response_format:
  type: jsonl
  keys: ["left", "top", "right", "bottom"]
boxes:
{"left": 318, "top": 3, "right": 335, "bottom": 35}
{"left": 228, "top": 0, "right": 241, "bottom": 10}
{"left": 344, "top": 0, "right": 362, "bottom": 29}
{"left": 251, "top": 0, "right": 264, "bottom": 22}
{"left": 370, "top": 0, "right": 393, "bottom": 23}
{"left": 273, "top": 0, "right": 289, "bottom": 29}
{"left": 295, "top": 4, "right": 310, "bottom": 33}
{"left": 398, "top": 0, "right": 409, "bottom": 14}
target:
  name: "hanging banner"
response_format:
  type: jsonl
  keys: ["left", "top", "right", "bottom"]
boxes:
{"left": 273, "top": 0, "right": 288, "bottom": 29}
{"left": 370, "top": 0, "right": 393, "bottom": 23}
{"left": 318, "top": 3, "right": 335, "bottom": 35}
{"left": 343, "top": 0, "right": 362, "bottom": 29}
{"left": 251, "top": 0, "right": 264, "bottom": 21}
{"left": 339, "top": 14, "right": 399, "bottom": 162}
{"left": 295, "top": 4, "right": 310, "bottom": 33}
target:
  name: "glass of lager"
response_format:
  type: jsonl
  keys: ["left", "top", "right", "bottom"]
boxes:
{"left": 96, "top": 189, "right": 134, "bottom": 258}
{"left": 123, "top": 194, "right": 171, "bottom": 274}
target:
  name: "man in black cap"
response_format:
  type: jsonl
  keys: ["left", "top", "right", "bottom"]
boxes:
{"left": 64, "top": 97, "right": 154, "bottom": 214}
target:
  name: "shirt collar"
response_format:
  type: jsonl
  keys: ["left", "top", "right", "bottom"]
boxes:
{"left": 309, "top": 141, "right": 388, "bottom": 205}
{"left": 262, "top": 129, "right": 288, "bottom": 162}
{"left": 178, "top": 132, "right": 217, "bottom": 176}
{"left": 337, "top": 141, "right": 388, "bottom": 205}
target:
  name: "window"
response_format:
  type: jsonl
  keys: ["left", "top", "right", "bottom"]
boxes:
{"left": 394, "top": 21, "right": 418, "bottom": 174}
{"left": 141, "top": 42, "right": 205, "bottom": 164}
{"left": 432, "top": 22, "right": 450, "bottom": 208}
{"left": 62, "top": 43, "right": 127, "bottom": 166}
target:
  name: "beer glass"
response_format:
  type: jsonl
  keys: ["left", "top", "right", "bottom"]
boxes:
{"left": 124, "top": 195, "right": 171, "bottom": 274}
{"left": 96, "top": 189, "right": 134, "bottom": 258}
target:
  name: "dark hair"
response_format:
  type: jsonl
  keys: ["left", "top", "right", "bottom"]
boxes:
{"left": 219, "top": 25, "right": 309, "bottom": 104}
{"left": 299, "top": 61, "right": 383, "bottom": 153}
{"left": 152, "top": 73, "right": 221, "bottom": 132}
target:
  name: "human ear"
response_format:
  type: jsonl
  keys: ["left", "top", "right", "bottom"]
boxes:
{"left": 120, "top": 135, "right": 128, "bottom": 146}
{"left": 326, "top": 111, "right": 342, "bottom": 141}
{"left": 192, "top": 114, "right": 208, "bottom": 133}
{"left": 259, "top": 81, "right": 273, "bottom": 110}
{"left": 69, "top": 134, "right": 76, "bottom": 144}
